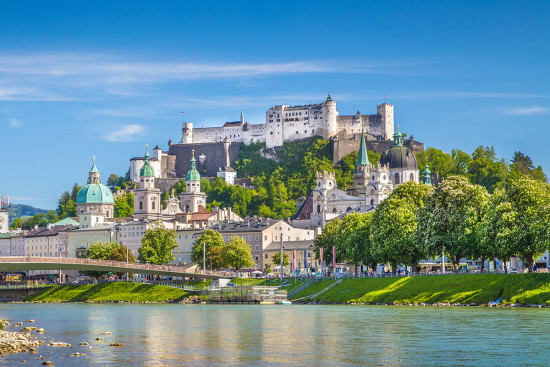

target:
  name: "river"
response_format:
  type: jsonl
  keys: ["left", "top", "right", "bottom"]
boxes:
{"left": 0, "top": 304, "right": 549, "bottom": 366}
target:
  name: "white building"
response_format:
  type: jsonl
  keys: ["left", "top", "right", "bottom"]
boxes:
{"left": 179, "top": 96, "right": 394, "bottom": 148}
{"left": 217, "top": 166, "right": 237, "bottom": 185}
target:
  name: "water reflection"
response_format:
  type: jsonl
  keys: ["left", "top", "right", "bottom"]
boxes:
{"left": 1, "top": 304, "right": 550, "bottom": 366}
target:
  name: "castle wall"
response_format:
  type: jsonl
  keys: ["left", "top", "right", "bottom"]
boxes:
{"left": 168, "top": 141, "right": 242, "bottom": 178}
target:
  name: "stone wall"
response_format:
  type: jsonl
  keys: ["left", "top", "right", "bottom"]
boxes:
{"left": 168, "top": 141, "right": 242, "bottom": 178}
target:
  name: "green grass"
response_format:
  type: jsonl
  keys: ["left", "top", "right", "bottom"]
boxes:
{"left": 25, "top": 282, "right": 194, "bottom": 303}
{"left": 291, "top": 273, "right": 550, "bottom": 305}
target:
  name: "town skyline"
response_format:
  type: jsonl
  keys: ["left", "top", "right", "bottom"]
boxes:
{"left": 2, "top": 0, "right": 549, "bottom": 208}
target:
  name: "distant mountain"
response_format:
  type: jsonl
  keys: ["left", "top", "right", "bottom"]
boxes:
{"left": 6, "top": 204, "right": 49, "bottom": 225}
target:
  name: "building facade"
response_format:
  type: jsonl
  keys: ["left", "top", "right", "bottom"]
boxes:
{"left": 178, "top": 96, "right": 394, "bottom": 148}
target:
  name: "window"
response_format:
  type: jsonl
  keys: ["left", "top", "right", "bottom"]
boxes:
{"left": 317, "top": 204, "right": 321, "bottom": 213}
{"left": 410, "top": 173, "right": 414, "bottom": 181}
{"left": 139, "top": 201, "right": 143, "bottom": 210}
{"left": 265, "top": 254, "right": 268, "bottom": 259}
{"left": 152, "top": 201, "right": 156, "bottom": 210}
{"left": 394, "top": 173, "right": 400, "bottom": 184}
{"left": 255, "top": 245, "right": 259, "bottom": 250}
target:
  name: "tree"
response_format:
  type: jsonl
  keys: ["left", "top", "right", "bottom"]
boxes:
{"left": 371, "top": 182, "right": 433, "bottom": 273}
{"left": 340, "top": 212, "right": 376, "bottom": 275}
{"left": 314, "top": 217, "right": 343, "bottom": 266}
{"left": 416, "top": 176, "right": 490, "bottom": 269}
{"left": 222, "top": 236, "right": 255, "bottom": 270}
{"left": 468, "top": 146, "right": 507, "bottom": 192}
{"left": 138, "top": 222, "right": 178, "bottom": 265}
{"left": 107, "top": 174, "right": 119, "bottom": 188}
{"left": 451, "top": 149, "right": 471, "bottom": 175}
{"left": 46, "top": 210, "right": 57, "bottom": 223}
{"left": 84, "top": 242, "right": 135, "bottom": 277}
{"left": 272, "top": 252, "right": 290, "bottom": 268}
{"left": 417, "top": 147, "right": 454, "bottom": 179}
{"left": 495, "top": 177, "right": 550, "bottom": 268}
{"left": 10, "top": 218, "right": 23, "bottom": 230}
{"left": 114, "top": 193, "right": 134, "bottom": 217}
{"left": 191, "top": 229, "right": 226, "bottom": 270}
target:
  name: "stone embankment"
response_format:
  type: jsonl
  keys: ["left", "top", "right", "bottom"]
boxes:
{"left": 0, "top": 330, "right": 42, "bottom": 356}
{"left": 307, "top": 300, "right": 550, "bottom": 307}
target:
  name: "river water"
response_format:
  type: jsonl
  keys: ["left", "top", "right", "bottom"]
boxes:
{"left": 0, "top": 304, "right": 549, "bottom": 366}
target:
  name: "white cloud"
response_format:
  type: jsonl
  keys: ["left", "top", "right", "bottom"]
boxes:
{"left": 103, "top": 124, "right": 145, "bottom": 142}
{"left": 9, "top": 118, "right": 20, "bottom": 127}
{"left": 505, "top": 106, "right": 549, "bottom": 116}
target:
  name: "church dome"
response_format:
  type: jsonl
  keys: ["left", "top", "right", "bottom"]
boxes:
{"left": 76, "top": 160, "right": 115, "bottom": 204}
{"left": 380, "top": 129, "right": 419, "bottom": 170}
{"left": 76, "top": 183, "right": 115, "bottom": 204}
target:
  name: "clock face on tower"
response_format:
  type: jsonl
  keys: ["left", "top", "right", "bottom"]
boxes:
{"left": 383, "top": 189, "right": 389, "bottom": 195}
{"left": 370, "top": 189, "right": 375, "bottom": 195}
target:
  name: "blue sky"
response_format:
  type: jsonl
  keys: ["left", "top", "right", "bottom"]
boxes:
{"left": 1, "top": 0, "right": 549, "bottom": 209}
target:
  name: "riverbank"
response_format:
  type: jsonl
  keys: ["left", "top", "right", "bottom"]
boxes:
{"left": 291, "top": 273, "right": 550, "bottom": 306}
{"left": 24, "top": 282, "right": 200, "bottom": 303}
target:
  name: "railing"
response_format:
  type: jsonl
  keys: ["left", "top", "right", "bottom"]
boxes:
{"left": 0, "top": 284, "right": 54, "bottom": 290}
{"left": 0, "top": 257, "right": 233, "bottom": 278}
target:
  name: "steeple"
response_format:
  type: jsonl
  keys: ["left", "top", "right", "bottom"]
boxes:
{"left": 355, "top": 120, "right": 370, "bottom": 172}
{"left": 421, "top": 163, "right": 433, "bottom": 186}
{"left": 393, "top": 124, "right": 404, "bottom": 147}
{"left": 326, "top": 93, "right": 332, "bottom": 101}
{"left": 240, "top": 109, "right": 244, "bottom": 124}
{"left": 186, "top": 149, "right": 201, "bottom": 182}
{"left": 140, "top": 144, "right": 155, "bottom": 177}
{"left": 87, "top": 156, "right": 101, "bottom": 183}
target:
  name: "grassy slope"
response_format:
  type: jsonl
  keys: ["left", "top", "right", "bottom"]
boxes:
{"left": 291, "top": 274, "right": 550, "bottom": 305}
{"left": 25, "top": 283, "right": 194, "bottom": 302}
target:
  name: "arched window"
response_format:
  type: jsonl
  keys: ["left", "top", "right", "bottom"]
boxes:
{"left": 106, "top": 210, "right": 109, "bottom": 217}
{"left": 139, "top": 201, "right": 143, "bottom": 210}
{"left": 152, "top": 201, "right": 155, "bottom": 210}
{"left": 410, "top": 173, "right": 414, "bottom": 181}
{"left": 317, "top": 204, "right": 321, "bottom": 213}
{"left": 371, "top": 199, "right": 374, "bottom": 205}
{"left": 346, "top": 207, "right": 352, "bottom": 212}
{"left": 332, "top": 208, "right": 337, "bottom": 213}
{"left": 186, "top": 205, "right": 190, "bottom": 212}
{"left": 394, "top": 173, "right": 400, "bottom": 185}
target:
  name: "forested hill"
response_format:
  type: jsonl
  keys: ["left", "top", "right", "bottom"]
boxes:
{"left": 7, "top": 204, "right": 49, "bottom": 225}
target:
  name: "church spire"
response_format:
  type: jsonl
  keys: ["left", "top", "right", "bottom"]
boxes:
{"left": 393, "top": 124, "right": 404, "bottom": 147}
{"left": 354, "top": 116, "right": 369, "bottom": 173}
{"left": 140, "top": 144, "right": 155, "bottom": 177}
{"left": 87, "top": 156, "right": 101, "bottom": 184}
{"left": 421, "top": 163, "right": 433, "bottom": 186}
{"left": 240, "top": 109, "right": 244, "bottom": 123}
{"left": 186, "top": 149, "right": 201, "bottom": 181}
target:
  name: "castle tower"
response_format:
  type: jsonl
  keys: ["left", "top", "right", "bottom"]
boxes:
{"left": 377, "top": 103, "right": 394, "bottom": 140}
{"left": 181, "top": 122, "right": 193, "bottom": 144}
{"left": 322, "top": 94, "right": 338, "bottom": 139}
{"left": 181, "top": 150, "right": 207, "bottom": 213}
{"left": 133, "top": 145, "right": 162, "bottom": 220}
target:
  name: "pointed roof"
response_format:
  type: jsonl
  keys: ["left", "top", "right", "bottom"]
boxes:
{"left": 240, "top": 109, "right": 244, "bottom": 119}
{"left": 356, "top": 123, "right": 370, "bottom": 168}
{"left": 186, "top": 149, "right": 201, "bottom": 181}
{"left": 140, "top": 145, "right": 155, "bottom": 177}
{"left": 393, "top": 124, "right": 404, "bottom": 147}
{"left": 89, "top": 156, "right": 99, "bottom": 173}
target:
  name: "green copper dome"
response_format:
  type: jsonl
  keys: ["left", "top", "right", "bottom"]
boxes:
{"left": 76, "top": 159, "right": 114, "bottom": 204}
{"left": 76, "top": 183, "right": 115, "bottom": 204}
{"left": 140, "top": 146, "right": 155, "bottom": 177}
{"left": 186, "top": 150, "right": 201, "bottom": 181}
{"left": 379, "top": 128, "right": 418, "bottom": 170}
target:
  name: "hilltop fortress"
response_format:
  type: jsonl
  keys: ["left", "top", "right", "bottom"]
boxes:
{"left": 180, "top": 94, "right": 394, "bottom": 148}
{"left": 129, "top": 95, "right": 422, "bottom": 183}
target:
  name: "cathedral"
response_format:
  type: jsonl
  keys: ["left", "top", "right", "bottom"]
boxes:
{"left": 293, "top": 124, "right": 421, "bottom": 229}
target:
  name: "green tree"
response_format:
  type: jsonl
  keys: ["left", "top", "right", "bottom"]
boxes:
{"left": 468, "top": 146, "right": 507, "bottom": 192}
{"left": 272, "top": 252, "right": 290, "bottom": 267}
{"left": 107, "top": 174, "right": 119, "bottom": 188}
{"left": 451, "top": 149, "right": 472, "bottom": 175}
{"left": 222, "top": 236, "right": 255, "bottom": 270}
{"left": 416, "top": 176, "right": 490, "bottom": 269}
{"left": 371, "top": 181, "right": 433, "bottom": 273}
{"left": 340, "top": 212, "right": 377, "bottom": 274}
{"left": 314, "top": 217, "right": 343, "bottom": 265}
{"left": 84, "top": 242, "right": 135, "bottom": 277}
{"left": 114, "top": 193, "right": 134, "bottom": 217}
{"left": 417, "top": 147, "right": 454, "bottom": 179}
{"left": 10, "top": 218, "right": 23, "bottom": 230}
{"left": 138, "top": 222, "right": 178, "bottom": 265}
{"left": 46, "top": 210, "right": 57, "bottom": 223}
{"left": 191, "top": 229, "right": 226, "bottom": 270}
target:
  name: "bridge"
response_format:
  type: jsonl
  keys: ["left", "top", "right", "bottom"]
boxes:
{"left": 0, "top": 257, "right": 232, "bottom": 279}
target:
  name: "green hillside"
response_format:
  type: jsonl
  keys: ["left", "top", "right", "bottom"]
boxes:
{"left": 7, "top": 204, "right": 49, "bottom": 225}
